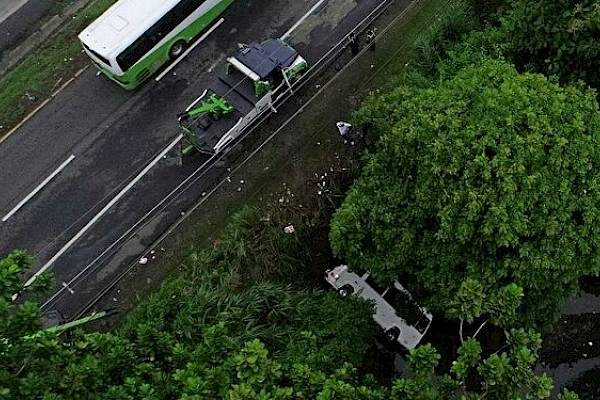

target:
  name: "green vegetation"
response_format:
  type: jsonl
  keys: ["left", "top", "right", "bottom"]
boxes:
{"left": 500, "top": 0, "right": 600, "bottom": 89}
{"left": 0, "top": 0, "right": 117, "bottom": 136}
{"left": 332, "top": 57, "right": 600, "bottom": 327}
{"left": 1, "top": 208, "right": 573, "bottom": 399}
{"left": 0, "top": 210, "right": 382, "bottom": 399}
{"left": 2, "top": 0, "right": 600, "bottom": 397}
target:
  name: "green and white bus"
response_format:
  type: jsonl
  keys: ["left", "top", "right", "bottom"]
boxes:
{"left": 79, "top": 0, "right": 234, "bottom": 90}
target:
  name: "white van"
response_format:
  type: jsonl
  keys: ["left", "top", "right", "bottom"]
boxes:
{"left": 325, "top": 265, "right": 433, "bottom": 350}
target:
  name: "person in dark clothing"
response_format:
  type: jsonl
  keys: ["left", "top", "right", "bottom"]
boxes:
{"left": 348, "top": 33, "right": 360, "bottom": 56}
{"left": 366, "top": 27, "right": 377, "bottom": 51}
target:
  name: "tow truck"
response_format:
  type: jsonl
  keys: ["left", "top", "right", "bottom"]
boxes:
{"left": 177, "top": 38, "right": 308, "bottom": 155}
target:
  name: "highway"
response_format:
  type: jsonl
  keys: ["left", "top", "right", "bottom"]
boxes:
{"left": 0, "top": 0, "right": 412, "bottom": 318}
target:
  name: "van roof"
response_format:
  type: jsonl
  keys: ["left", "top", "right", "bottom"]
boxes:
{"left": 78, "top": 0, "right": 180, "bottom": 57}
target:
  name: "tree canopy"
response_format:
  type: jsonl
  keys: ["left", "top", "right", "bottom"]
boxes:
{"left": 331, "top": 58, "right": 600, "bottom": 326}
{"left": 502, "top": 0, "right": 600, "bottom": 89}
{"left": 0, "top": 211, "right": 383, "bottom": 399}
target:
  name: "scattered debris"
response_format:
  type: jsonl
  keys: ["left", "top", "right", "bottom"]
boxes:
{"left": 284, "top": 224, "right": 295, "bottom": 234}
{"left": 139, "top": 257, "right": 148, "bottom": 265}
{"left": 61, "top": 282, "right": 75, "bottom": 295}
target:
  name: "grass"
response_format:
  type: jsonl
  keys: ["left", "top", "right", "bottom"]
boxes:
{"left": 0, "top": 0, "right": 117, "bottom": 137}
{"left": 356, "top": 0, "right": 471, "bottom": 93}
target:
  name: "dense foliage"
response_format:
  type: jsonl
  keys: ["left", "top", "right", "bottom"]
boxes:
{"left": 0, "top": 211, "right": 381, "bottom": 399}
{"left": 331, "top": 58, "right": 600, "bottom": 327}
{"left": 502, "top": 0, "right": 600, "bottom": 89}
{"left": 1, "top": 247, "right": 575, "bottom": 399}
{"left": 3, "top": 0, "right": 599, "bottom": 398}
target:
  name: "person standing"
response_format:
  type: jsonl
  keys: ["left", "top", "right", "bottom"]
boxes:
{"left": 366, "top": 27, "right": 378, "bottom": 51}
{"left": 348, "top": 32, "right": 360, "bottom": 56}
{"left": 336, "top": 121, "right": 355, "bottom": 145}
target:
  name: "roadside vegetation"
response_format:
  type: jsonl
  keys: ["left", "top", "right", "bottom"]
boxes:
{"left": 0, "top": 0, "right": 117, "bottom": 138}
{"left": 2, "top": 0, "right": 600, "bottom": 398}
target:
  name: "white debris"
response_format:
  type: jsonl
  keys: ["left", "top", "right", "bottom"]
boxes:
{"left": 240, "top": 179, "right": 245, "bottom": 184}
{"left": 150, "top": 250, "right": 155, "bottom": 254}
{"left": 139, "top": 257, "right": 148, "bottom": 265}
{"left": 589, "top": 342, "right": 593, "bottom": 346}
{"left": 284, "top": 225, "right": 295, "bottom": 234}
{"left": 226, "top": 176, "right": 231, "bottom": 182}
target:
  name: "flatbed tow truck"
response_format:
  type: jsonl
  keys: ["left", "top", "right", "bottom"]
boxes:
{"left": 177, "top": 38, "right": 308, "bottom": 155}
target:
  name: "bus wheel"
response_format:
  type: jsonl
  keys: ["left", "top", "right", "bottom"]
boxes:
{"left": 169, "top": 40, "right": 188, "bottom": 60}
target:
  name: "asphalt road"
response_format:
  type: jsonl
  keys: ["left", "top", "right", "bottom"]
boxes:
{"left": 0, "top": 0, "right": 55, "bottom": 52}
{"left": 0, "top": 0, "right": 408, "bottom": 316}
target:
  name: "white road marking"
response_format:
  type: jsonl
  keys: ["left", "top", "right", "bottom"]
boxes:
{"left": 19, "top": 134, "right": 183, "bottom": 291}
{"left": 3, "top": 155, "right": 75, "bottom": 222}
{"left": 155, "top": 18, "right": 225, "bottom": 82}
{"left": 280, "top": 0, "right": 327, "bottom": 40}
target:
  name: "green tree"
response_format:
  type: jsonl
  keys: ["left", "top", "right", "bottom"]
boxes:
{"left": 391, "top": 280, "right": 578, "bottom": 400}
{"left": 0, "top": 205, "right": 382, "bottom": 399}
{"left": 331, "top": 58, "right": 600, "bottom": 326}
{"left": 501, "top": 0, "right": 600, "bottom": 89}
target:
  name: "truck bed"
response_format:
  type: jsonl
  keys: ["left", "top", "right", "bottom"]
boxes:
{"left": 214, "top": 68, "right": 260, "bottom": 115}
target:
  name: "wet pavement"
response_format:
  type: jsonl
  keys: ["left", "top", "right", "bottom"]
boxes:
{"left": 537, "top": 281, "right": 600, "bottom": 396}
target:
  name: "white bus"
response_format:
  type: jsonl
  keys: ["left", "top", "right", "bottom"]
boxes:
{"left": 79, "top": 0, "right": 234, "bottom": 90}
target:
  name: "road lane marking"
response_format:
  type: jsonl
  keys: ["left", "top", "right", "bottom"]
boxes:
{"left": 155, "top": 18, "right": 225, "bottom": 82}
{"left": 18, "top": 134, "right": 183, "bottom": 293}
{"left": 3, "top": 154, "right": 75, "bottom": 222}
{"left": 280, "top": 0, "right": 327, "bottom": 40}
